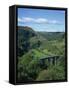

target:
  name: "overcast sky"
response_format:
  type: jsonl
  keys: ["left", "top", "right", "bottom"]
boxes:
{"left": 18, "top": 8, "right": 65, "bottom": 32}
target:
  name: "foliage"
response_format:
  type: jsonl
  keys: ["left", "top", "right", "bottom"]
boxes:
{"left": 17, "top": 26, "right": 65, "bottom": 82}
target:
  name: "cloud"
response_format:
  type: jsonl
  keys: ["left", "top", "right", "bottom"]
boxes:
{"left": 18, "top": 18, "right": 22, "bottom": 22}
{"left": 49, "top": 20, "right": 61, "bottom": 24}
{"left": 18, "top": 17, "right": 47, "bottom": 23}
{"left": 22, "top": 17, "right": 34, "bottom": 22}
{"left": 18, "top": 17, "right": 33, "bottom": 22}
{"left": 35, "top": 18, "right": 48, "bottom": 23}
{"left": 18, "top": 17, "right": 61, "bottom": 24}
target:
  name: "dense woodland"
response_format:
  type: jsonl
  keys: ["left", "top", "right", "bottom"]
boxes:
{"left": 17, "top": 26, "right": 65, "bottom": 82}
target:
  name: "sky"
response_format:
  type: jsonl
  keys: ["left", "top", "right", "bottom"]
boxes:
{"left": 18, "top": 8, "right": 65, "bottom": 32}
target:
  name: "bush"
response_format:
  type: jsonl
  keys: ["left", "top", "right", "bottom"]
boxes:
{"left": 36, "top": 64, "right": 65, "bottom": 81}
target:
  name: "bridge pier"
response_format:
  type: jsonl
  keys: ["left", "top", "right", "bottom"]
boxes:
{"left": 46, "top": 58, "right": 53, "bottom": 66}
{"left": 47, "top": 57, "right": 58, "bottom": 66}
{"left": 50, "top": 58, "right": 53, "bottom": 65}
{"left": 48, "top": 58, "right": 54, "bottom": 66}
{"left": 54, "top": 56, "right": 60, "bottom": 65}
{"left": 54, "top": 57, "right": 57, "bottom": 65}
{"left": 39, "top": 55, "right": 60, "bottom": 67}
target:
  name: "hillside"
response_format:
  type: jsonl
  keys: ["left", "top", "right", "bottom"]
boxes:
{"left": 17, "top": 26, "right": 65, "bottom": 82}
{"left": 17, "top": 26, "right": 47, "bottom": 56}
{"left": 38, "top": 31, "right": 65, "bottom": 41}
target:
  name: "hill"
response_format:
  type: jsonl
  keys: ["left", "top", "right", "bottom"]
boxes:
{"left": 17, "top": 26, "right": 65, "bottom": 82}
